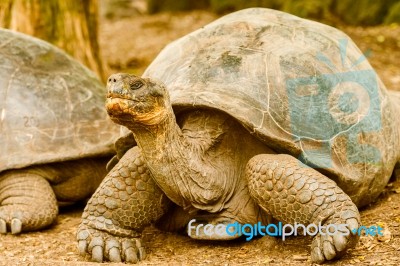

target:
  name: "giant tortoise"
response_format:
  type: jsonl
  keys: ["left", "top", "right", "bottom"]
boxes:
{"left": 77, "top": 8, "right": 400, "bottom": 263}
{"left": 0, "top": 29, "right": 123, "bottom": 234}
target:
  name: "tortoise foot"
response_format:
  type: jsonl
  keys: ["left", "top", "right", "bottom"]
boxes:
{"left": 0, "top": 173, "right": 58, "bottom": 234}
{"left": 77, "top": 223, "right": 145, "bottom": 263}
{"left": 310, "top": 211, "right": 360, "bottom": 263}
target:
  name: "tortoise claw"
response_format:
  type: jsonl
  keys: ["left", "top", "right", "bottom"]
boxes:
{"left": 92, "top": 245, "right": 104, "bottom": 262}
{"left": 78, "top": 240, "right": 88, "bottom": 255}
{"left": 109, "top": 247, "right": 122, "bottom": 262}
{"left": 105, "top": 238, "right": 122, "bottom": 262}
{"left": 0, "top": 217, "right": 22, "bottom": 234}
{"left": 0, "top": 219, "right": 6, "bottom": 234}
{"left": 11, "top": 218, "right": 22, "bottom": 234}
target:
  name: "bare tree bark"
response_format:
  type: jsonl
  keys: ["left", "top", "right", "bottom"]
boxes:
{"left": 0, "top": 0, "right": 107, "bottom": 81}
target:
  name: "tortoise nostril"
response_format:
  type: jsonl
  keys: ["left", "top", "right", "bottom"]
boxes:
{"left": 113, "top": 78, "right": 116, "bottom": 82}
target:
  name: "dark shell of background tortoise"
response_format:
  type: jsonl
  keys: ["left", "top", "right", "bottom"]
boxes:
{"left": 142, "top": 8, "right": 400, "bottom": 207}
{"left": 0, "top": 28, "right": 123, "bottom": 172}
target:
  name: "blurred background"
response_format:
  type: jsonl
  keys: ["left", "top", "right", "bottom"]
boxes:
{"left": 0, "top": 0, "right": 399, "bottom": 89}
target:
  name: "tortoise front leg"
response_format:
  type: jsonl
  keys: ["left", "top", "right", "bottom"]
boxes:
{"left": 77, "top": 147, "right": 171, "bottom": 263}
{"left": 0, "top": 171, "right": 58, "bottom": 234}
{"left": 246, "top": 154, "right": 360, "bottom": 264}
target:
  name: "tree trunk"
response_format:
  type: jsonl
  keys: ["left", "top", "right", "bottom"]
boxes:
{"left": 0, "top": 0, "right": 107, "bottom": 81}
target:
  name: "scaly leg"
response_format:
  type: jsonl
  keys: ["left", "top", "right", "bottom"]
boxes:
{"left": 77, "top": 147, "right": 171, "bottom": 263}
{"left": 246, "top": 154, "right": 360, "bottom": 263}
{"left": 0, "top": 172, "right": 58, "bottom": 234}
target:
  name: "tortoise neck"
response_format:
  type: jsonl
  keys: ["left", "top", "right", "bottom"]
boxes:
{"left": 128, "top": 108, "right": 195, "bottom": 207}
{"left": 129, "top": 109, "right": 184, "bottom": 160}
{"left": 128, "top": 108, "right": 233, "bottom": 210}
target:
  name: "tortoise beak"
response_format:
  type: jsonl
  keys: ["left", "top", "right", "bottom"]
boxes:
{"left": 107, "top": 73, "right": 126, "bottom": 98}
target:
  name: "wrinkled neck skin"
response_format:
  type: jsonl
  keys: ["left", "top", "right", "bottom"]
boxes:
{"left": 121, "top": 106, "right": 238, "bottom": 214}
{"left": 125, "top": 109, "right": 183, "bottom": 161}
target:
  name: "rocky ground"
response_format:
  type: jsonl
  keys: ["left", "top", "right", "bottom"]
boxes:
{"left": 1, "top": 10, "right": 399, "bottom": 266}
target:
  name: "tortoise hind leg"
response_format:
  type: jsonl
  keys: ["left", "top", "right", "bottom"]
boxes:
{"left": 0, "top": 171, "right": 58, "bottom": 234}
{"left": 245, "top": 154, "right": 360, "bottom": 263}
{"left": 50, "top": 157, "right": 109, "bottom": 205}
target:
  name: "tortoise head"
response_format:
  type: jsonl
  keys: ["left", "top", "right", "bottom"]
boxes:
{"left": 106, "top": 73, "right": 171, "bottom": 127}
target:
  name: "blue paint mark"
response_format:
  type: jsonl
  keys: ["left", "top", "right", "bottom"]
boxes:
{"left": 286, "top": 39, "right": 381, "bottom": 168}
{"left": 339, "top": 39, "right": 348, "bottom": 68}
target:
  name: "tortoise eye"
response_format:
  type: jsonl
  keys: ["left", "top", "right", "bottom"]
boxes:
{"left": 130, "top": 80, "right": 144, "bottom": 90}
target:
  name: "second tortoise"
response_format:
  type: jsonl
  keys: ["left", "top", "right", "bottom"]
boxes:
{"left": 0, "top": 29, "right": 123, "bottom": 234}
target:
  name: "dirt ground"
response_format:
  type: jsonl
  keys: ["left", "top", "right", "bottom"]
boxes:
{"left": 1, "top": 10, "right": 400, "bottom": 266}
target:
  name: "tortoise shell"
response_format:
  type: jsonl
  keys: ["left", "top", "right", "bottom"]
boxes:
{"left": 0, "top": 29, "right": 123, "bottom": 171}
